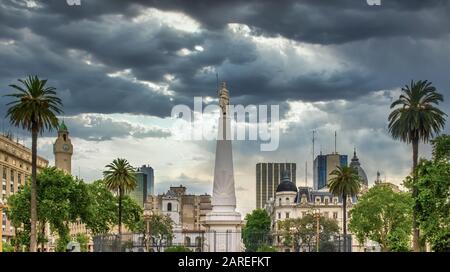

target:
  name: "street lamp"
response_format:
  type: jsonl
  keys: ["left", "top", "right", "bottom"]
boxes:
{"left": 312, "top": 208, "right": 321, "bottom": 252}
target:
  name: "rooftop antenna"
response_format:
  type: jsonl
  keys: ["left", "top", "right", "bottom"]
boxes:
{"left": 216, "top": 72, "right": 219, "bottom": 94}
{"left": 334, "top": 131, "right": 337, "bottom": 154}
{"left": 312, "top": 130, "right": 315, "bottom": 163}
{"left": 305, "top": 161, "right": 308, "bottom": 187}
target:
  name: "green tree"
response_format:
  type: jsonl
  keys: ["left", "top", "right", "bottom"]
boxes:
{"left": 349, "top": 184, "right": 413, "bottom": 252}
{"left": 75, "top": 233, "right": 90, "bottom": 252}
{"left": 84, "top": 180, "right": 117, "bottom": 235}
{"left": 6, "top": 167, "right": 90, "bottom": 252}
{"left": 256, "top": 245, "right": 277, "bottom": 252}
{"left": 278, "top": 214, "right": 339, "bottom": 252}
{"left": 165, "top": 245, "right": 191, "bottom": 252}
{"left": 103, "top": 158, "right": 137, "bottom": 236}
{"left": 83, "top": 180, "right": 143, "bottom": 236}
{"left": 388, "top": 80, "right": 446, "bottom": 251}
{"left": 119, "top": 195, "right": 143, "bottom": 232}
{"left": 142, "top": 214, "right": 173, "bottom": 252}
{"left": 2, "top": 241, "right": 15, "bottom": 252}
{"left": 413, "top": 135, "right": 450, "bottom": 251}
{"left": 4, "top": 75, "right": 63, "bottom": 251}
{"left": 242, "top": 209, "right": 271, "bottom": 252}
{"left": 328, "top": 166, "right": 361, "bottom": 252}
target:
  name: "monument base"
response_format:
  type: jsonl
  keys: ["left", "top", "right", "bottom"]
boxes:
{"left": 202, "top": 210, "right": 243, "bottom": 252}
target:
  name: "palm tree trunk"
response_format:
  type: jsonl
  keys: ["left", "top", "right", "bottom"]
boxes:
{"left": 342, "top": 194, "right": 347, "bottom": 252}
{"left": 41, "top": 222, "right": 46, "bottom": 252}
{"left": 118, "top": 190, "right": 122, "bottom": 235}
{"left": 30, "top": 127, "right": 38, "bottom": 252}
{"left": 412, "top": 139, "right": 420, "bottom": 252}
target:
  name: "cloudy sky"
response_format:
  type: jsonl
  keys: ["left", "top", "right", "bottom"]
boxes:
{"left": 0, "top": 0, "right": 449, "bottom": 215}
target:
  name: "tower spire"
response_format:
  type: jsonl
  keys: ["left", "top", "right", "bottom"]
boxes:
{"left": 334, "top": 131, "right": 337, "bottom": 154}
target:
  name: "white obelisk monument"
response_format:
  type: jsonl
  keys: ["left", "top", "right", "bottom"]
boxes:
{"left": 203, "top": 81, "right": 243, "bottom": 252}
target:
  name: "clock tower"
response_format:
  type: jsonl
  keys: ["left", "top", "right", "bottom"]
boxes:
{"left": 53, "top": 120, "right": 73, "bottom": 174}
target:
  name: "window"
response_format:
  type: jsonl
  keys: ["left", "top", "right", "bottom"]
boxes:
{"left": 285, "top": 212, "right": 290, "bottom": 219}
{"left": 184, "top": 236, "right": 191, "bottom": 246}
{"left": 333, "top": 212, "right": 338, "bottom": 219}
{"left": 167, "top": 202, "right": 172, "bottom": 211}
{"left": 285, "top": 197, "right": 289, "bottom": 203}
{"left": 324, "top": 197, "right": 329, "bottom": 205}
{"left": 278, "top": 198, "right": 282, "bottom": 205}
{"left": 10, "top": 170, "right": 14, "bottom": 182}
{"left": 195, "top": 237, "right": 202, "bottom": 247}
{"left": 333, "top": 197, "right": 338, "bottom": 204}
{"left": 18, "top": 173, "right": 21, "bottom": 185}
{"left": 10, "top": 183, "right": 14, "bottom": 193}
{"left": 2, "top": 167, "right": 6, "bottom": 179}
{"left": 278, "top": 213, "right": 281, "bottom": 219}
{"left": 315, "top": 197, "right": 321, "bottom": 204}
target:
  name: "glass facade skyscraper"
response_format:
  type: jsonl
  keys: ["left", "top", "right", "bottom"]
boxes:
{"left": 313, "top": 153, "right": 348, "bottom": 190}
{"left": 128, "top": 165, "right": 154, "bottom": 207}
{"left": 256, "top": 162, "right": 296, "bottom": 209}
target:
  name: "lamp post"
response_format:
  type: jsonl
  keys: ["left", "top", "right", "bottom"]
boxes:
{"left": 312, "top": 208, "right": 321, "bottom": 252}
{"left": 143, "top": 211, "right": 152, "bottom": 252}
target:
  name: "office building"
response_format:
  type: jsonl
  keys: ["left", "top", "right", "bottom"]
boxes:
{"left": 130, "top": 171, "right": 148, "bottom": 208}
{"left": 256, "top": 162, "right": 296, "bottom": 209}
{"left": 1, "top": 133, "right": 49, "bottom": 243}
{"left": 137, "top": 165, "right": 154, "bottom": 196}
{"left": 313, "top": 153, "right": 347, "bottom": 190}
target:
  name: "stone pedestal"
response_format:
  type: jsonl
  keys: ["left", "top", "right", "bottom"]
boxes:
{"left": 203, "top": 211, "right": 242, "bottom": 252}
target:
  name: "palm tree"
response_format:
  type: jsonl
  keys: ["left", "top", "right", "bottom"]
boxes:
{"left": 103, "top": 158, "right": 137, "bottom": 237}
{"left": 388, "top": 80, "right": 446, "bottom": 252}
{"left": 4, "top": 75, "right": 63, "bottom": 252}
{"left": 328, "top": 166, "right": 361, "bottom": 252}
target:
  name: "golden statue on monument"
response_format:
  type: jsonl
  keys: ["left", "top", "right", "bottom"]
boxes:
{"left": 218, "top": 81, "right": 229, "bottom": 116}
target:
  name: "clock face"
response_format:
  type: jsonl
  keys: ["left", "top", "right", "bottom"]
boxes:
{"left": 63, "top": 144, "right": 70, "bottom": 151}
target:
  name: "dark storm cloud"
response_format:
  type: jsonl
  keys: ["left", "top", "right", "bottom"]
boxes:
{"left": 0, "top": 0, "right": 449, "bottom": 118}
{"left": 22, "top": 114, "right": 172, "bottom": 141}
{"left": 33, "top": 0, "right": 450, "bottom": 44}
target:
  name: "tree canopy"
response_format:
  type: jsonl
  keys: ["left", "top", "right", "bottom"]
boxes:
{"left": 242, "top": 209, "right": 271, "bottom": 252}
{"left": 414, "top": 135, "right": 450, "bottom": 252}
{"left": 278, "top": 213, "right": 339, "bottom": 252}
{"left": 349, "top": 184, "right": 413, "bottom": 252}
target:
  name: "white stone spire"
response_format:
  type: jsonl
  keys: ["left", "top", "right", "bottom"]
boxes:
{"left": 202, "top": 81, "right": 242, "bottom": 252}
{"left": 212, "top": 82, "right": 236, "bottom": 211}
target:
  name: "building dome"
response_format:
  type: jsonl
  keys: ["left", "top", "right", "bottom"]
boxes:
{"left": 276, "top": 170, "right": 298, "bottom": 193}
{"left": 59, "top": 120, "right": 68, "bottom": 132}
{"left": 350, "top": 149, "right": 368, "bottom": 186}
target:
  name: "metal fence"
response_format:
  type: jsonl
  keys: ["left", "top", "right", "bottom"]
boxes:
{"left": 93, "top": 232, "right": 206, "bottom": 252}
{"left": 93, "top": 232, "right": 358, "bottom": 252}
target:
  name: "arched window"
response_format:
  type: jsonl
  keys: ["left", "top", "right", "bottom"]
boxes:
{"left": 278, "top": 198, "right": 282, "bottom": 205}
{"left": 195, "top": 236, "right": 202, "bottom": 247}
{"left": 184, "top": 236, "right": 191, "bottom": 246}
{"left": 286, "top": 197, "right": 289, "bottom": 203}
{"left": 167, "top": 202, "right": 172, "bottom": 211}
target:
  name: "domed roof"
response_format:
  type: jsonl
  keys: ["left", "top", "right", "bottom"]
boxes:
{"left": 276, "top": 170, "right": 298, "bottom": 193}
{"left": 350, "top": 149, "right": 368, "bottom": 186}
{"left": 59, "top": 120, "right": 68, "bottom": 132}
